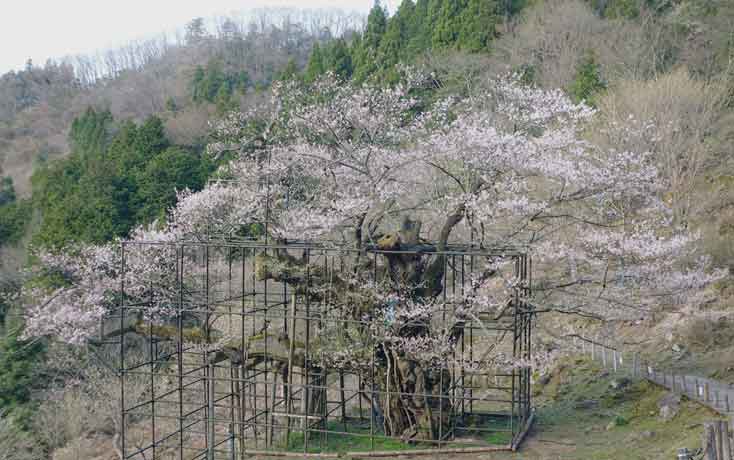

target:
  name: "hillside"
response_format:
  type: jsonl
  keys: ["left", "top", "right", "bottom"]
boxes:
{"left": 1, "top": 1, "right": 734, "bottom": 459}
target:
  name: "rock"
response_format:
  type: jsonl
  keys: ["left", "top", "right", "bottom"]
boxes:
{"left": 610, "top": 377, "right": 631, "bottom": 390}
{"left": 574, "top": 399, "right": 599, "bottom": 410}
{"left": 658, "top": 392, "right": 681, "bottom": 421}
{"left": 672, "top": 343, "right": 686, "bottom": 354}
{"left": 606, "top": 421, "right": 616, "bottom": 431}
{"left": 538, "top": 373, "right": 552, "bottom": 385}
{"left": 632, "top": 430, "right": 655, "bottom": 440}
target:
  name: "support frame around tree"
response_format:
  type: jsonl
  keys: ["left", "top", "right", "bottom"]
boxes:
{"left": 117, "top": 239, "right": 533, "bottom": 459}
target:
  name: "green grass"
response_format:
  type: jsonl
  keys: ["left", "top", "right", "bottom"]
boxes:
{"left": 460, "top": 413, "right": 514, "bottom": 445}
{"left": 520, "top": 355, "right": 727, "bottom": 460}
{"left": 282, "top": 415, "right": 514, "bottom": 454}
{"left": 284, "top": 420, "right": 419, "bottom": 453}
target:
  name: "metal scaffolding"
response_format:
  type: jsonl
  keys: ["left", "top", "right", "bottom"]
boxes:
{"left": 117, "top": 239, "right": 533, "bottom": 459}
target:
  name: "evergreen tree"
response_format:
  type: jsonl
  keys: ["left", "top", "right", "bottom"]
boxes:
{"left": 235, "top": 71, "right": 251, "bottom": 93}
{"left": 32, "top": 111, "right": 210, "bottom": 248}
{"left": 326, "top": 39, "right": 354, "bottom": 79}
{"left": 407, "top": 0, "right": 432, "bottom": 54}
{"left": 0, "top": 177, "right": 16, "bottom": 207}
{"left": 136, "top": 147, "right": 211, "bottom": 224}
{"left": 69, "top": 107, "right": 111, "bottom": 157}
{"left": 458, "top": 0, "right": 499, "bottom": 52}
{"left": 0, "top": 199, "right": 31, "bottom": 246}
{"left": 569, "top": 51, "right": 607, "bottom": 105}
{"left": 277, "top": 58, "right": 300, "bottom": 82}
{"left": 353, "top": 2, "right": 388, "bottom": 81}
{"left": 305, "top": 43, "right": 326, "bottom": 82}
{"left": 378, "top": 0, "right": 415, "bottom": 67}
{"left": 185, "top": 17, "right": 207, "bottom": 45}
{"left": 364, "top": 1, "right": 388, "bottom": 50}
{"left": 134, "top": 116, "right": 169, "bottom": 159}
{"left": 165, "top": 97, "right": 178, "bottom": 113}
{"left": 191, "top": 65, "right": 206, "bottom": 103}
{"left": 432, "top": 0, "right": 465, "bottom": 49}
{"left": 215, "top": 84, "right": 235, "bottom": 114}
{"left": 0, "top": 330, "right": 45, "bottom": 427}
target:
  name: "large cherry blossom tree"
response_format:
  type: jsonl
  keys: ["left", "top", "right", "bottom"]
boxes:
{"left": 21, "top": 70, "right": 724, "bottom": 440}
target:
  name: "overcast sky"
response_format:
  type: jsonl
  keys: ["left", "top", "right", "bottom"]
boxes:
{"left": 0, "top": 0, "right": 400, "bottom": 74}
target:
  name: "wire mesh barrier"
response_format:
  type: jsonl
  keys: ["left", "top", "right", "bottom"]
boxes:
{"left": 570, "top": 337, "right": 734, "bottom": 417}
{"left": 115, "top": 240, "right": 534, "bottom": 459}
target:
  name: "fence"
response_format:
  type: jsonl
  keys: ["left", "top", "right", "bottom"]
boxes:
{"left": 570, "top": 336, "right": 734, "bottom": 460}
{"left": 570, "top": 336, "right": 734, "bottom": 416}
{"left": 117, "top": 240, "right": 535, "bottom": 459}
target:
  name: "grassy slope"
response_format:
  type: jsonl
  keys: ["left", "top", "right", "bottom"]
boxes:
{"left": 487, "top": 356, "right": 724, "bottom": 460}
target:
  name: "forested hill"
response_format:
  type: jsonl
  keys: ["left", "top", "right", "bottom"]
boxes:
{"left": 1, "top": 1, "right": 734, "bottom": 458}
{"left": 1, "top": 0, "right": 732, "bottom": 276}
{"left": 0, "top": 0, "right": 533, "bottom": 253}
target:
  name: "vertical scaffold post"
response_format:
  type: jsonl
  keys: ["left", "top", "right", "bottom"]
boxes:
{"left": 208, "top": 362, "right": 216, "bottom": 460}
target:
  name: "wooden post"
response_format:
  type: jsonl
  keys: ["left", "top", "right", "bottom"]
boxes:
{"left": 727, "top": 418, "right": 734, "bottom": 460}
{"left": 705, "top": 383, "right": 711, "bottom": 403}
{"left": 591, "top": 341, "right": 595, "bottom": 361}
{"left": 613, "top": 350, "right": 618, "bottom": 372}
{"left": 721, "top": 420, "right": 732, "bottom": 460}
{"left": 725, "top": 393, "right": 730, "bottom": 413}
{"left": 300, "top": 372, "right": 308, "bottom": 431}
{"left": 208, "top": 363, "right": 216, "bottom": 460}
{"left": 703, "top": 422, "right": 717, "bottom": 460}
{"left": 285, "top": 294, "right": 297, "bottom": 444}
{"left": 602, "top": 347, "right": 607, "bottom": 368}
{"left": 229, "top": 427, "right": 236, "bottom": 460}
{"left": 633, "top": 353, "right": 638, "bottom": 377}
{"left": 714, "top": 420, "right": 725, "bottom": 460}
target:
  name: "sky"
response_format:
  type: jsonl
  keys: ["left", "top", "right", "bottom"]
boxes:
{"left": 0, "top": 0, "right": 400, "bottom": 74}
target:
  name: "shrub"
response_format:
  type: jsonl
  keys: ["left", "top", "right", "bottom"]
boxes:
{"left": 569, "top": 51, "right": 607, "bottom": 104}
{"left": 0, "top": 199, "right": 31, "bottom": 246}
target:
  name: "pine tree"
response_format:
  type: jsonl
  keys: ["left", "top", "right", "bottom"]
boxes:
{"left": 432, "top": 0, "right": 465, "bottom": 49}
{"left": 326, "top": 39, "right": 354, "bottom": 79}
{"left": 0, "top": 330, "right": 45, "bottom": 427}
{"left": 569, "top": 51, "right": 607, "bottom": 105}
{"left": 379, "top": 0, "right": 415, "bottom": 67}
{"left": 353, "top": 2, "right": 388, "bottom": 82}
{"left": 364, "top": 1, "right": 388, "bottom": 50}
{"left": 277, "top": 58, "right": 300, "bottom": 82}
{"left": 458, "top": 0, "right": 499, "bottom": 52}
{"left": 305, "top": 43, "right": 326, "bottom": 82}
{"left": 191, "top": 66, "right": 206, "bottom": 103}
{"left": 215, "top": 84, "right": 235, "bottom": 114}
{"left": 407, "top": 0, "right": 432, "bottom": 54}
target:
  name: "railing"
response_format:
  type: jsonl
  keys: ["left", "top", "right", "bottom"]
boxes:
{"left": 569, "top": 335, "right": 734, "bottom": 415}
{"left": 569, "top": 335, "right": 734, "bottom": 460}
